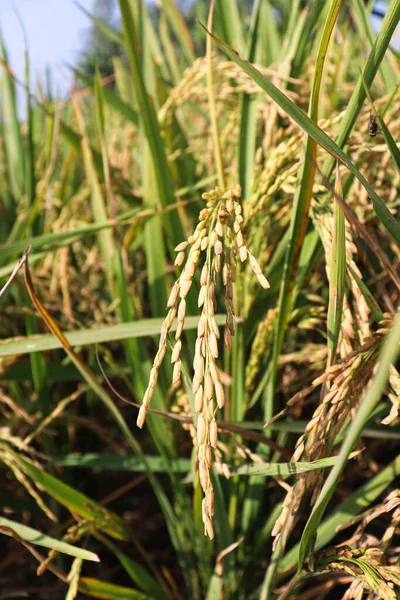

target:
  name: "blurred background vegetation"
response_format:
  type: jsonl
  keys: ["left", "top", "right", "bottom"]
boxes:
{"left": 0, "top": 0, "right": 399, "bottom": 599}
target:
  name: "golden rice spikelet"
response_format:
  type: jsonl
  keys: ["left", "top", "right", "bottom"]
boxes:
{"left": 138, "top": 185, "right": 270, "bottom": 538}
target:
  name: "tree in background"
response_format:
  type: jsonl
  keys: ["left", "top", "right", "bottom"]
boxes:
{"left": 78, "top": 0, "right": 125, "bottom": 78}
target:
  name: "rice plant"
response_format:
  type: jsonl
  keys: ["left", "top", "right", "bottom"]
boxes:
{"left": 0, "top": 0, "right": 400, "bottom": 598}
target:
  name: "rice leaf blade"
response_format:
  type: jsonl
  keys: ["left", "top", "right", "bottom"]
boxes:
{"left": 0, "top": 516, "right": 99, "bottom": 562}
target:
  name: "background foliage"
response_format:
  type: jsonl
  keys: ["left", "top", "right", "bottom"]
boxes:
{"left": 0, "top": 0, "right": 399, "bottom": 598}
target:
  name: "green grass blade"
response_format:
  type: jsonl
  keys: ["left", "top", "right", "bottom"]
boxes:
{"left": 347, "top": 263, "right": 384, "bottom": 323}
{"left": 0, "top": 41, "right": 24, "bottom": 203}
{"left": 277, "top": 4, "right": 307, "bottom": 82}
{"left": 132, "top": 1, "right": 170, "bottom": 78}
{"left": 238, "top": 0, "right": 262, "bottom": 198}
{"left": 96, "top": 534, "right": 171, "bottom": 600}
{"left": 298, "top": 312, "right": 400, "bottom": 568}
{"left": 258, "top": 1, "right": 281, "bottom": 65}
{"left": 25, "top": 309, "right": 50, "bottom": 419}
{"left": 360, "top": 67, "right": 400, "bottom": 177}
{"left": 78, "top": 578, "right": 150, "bottom": 600}
{"left": 68, "top": 64, "right": 138, "bottom": 125}
{"left": 159, "top": 0, "right": 195, "bottom": 65}
{"left": 327, "top": 165, "right": 346, "bottom": 364}
{"left": 72, "top": 91, "right": 115, "bottom": 291}
{"left": 23, "top": 48, "right": 36, "bottom": 214}
{"left": 118, "top": 0, "right": 183, "bottom": 243}
{"left": 229, "top": 452, "right": 358, "bottom": 477}
{"left": 287, "top": 0, "right": 327, "bottom": 79}
{"left": 212, "top": 472, "right": 235, "bottom": 594}
{"left": 55, "top": 454, "right": 191, "bottom": 473}
{"left": 214, "top": 0, "right": 245, "bottom": 54}
{"left": 28, "top": 93, "right": 128, "bottom": 187}
{"left": 94, "top": 66, "right": 117, "bottom": 224}
{"left": 6, "top": 447, "right": 131, "bottom": 541}
{"left": 205, "top": 573, "right": 223, "bottom": 600}
{"left": 55, "top": 452, "right": 357, "bottom": 479}
{"left": 377, "top": 113, "right": 400, "bottom": 177}
{"left": 159, "top": 14, "right": 181, "bottom": 85}
{"left": 0, "top": 314, "right": 226, "bottom": 357}
{"left": 227, "top": 419, "right": 400, "bottom": 440}
{"left": 0, "top": 251, "right": 45, "bottom": 279}
{"left": 0, "top": 516, "right": 99, "bottom": 562}
{"left": 57, "top": 118, "right": 105, "bottom": 176}
{"left": 0, "top": 221, "right": 117, "bottom": 264}
{"left": 141, "top": 135, "right": 168, "bottom": 315}
{"left": 0, "top": 112, "right": 13, "bottom": 216}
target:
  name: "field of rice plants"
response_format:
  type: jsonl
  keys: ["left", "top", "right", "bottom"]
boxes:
{"left": 1, "top": 0, "right": 400, "bottom": 598}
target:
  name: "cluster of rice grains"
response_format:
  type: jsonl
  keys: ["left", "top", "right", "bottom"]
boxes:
{"left": 313, "top": 489, "right": 400, "bottom": 599}
{"left": 159, "top": 55, "right": 303, "bottom": 182}
{"left": 271, "top": 314, "right": 400, "bottom": 549}
{"left": 137, "top": 185, "right": 269, "bottom": 538}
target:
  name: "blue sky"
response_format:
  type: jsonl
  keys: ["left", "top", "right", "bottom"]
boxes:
{"left": 1, "top": 0, "right": 95, "bottom": 97}
{"left": 0, "top": 0, "right": 392, "bottom": 104}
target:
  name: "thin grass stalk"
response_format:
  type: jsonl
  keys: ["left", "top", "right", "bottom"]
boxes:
{"left": 326, "top": 163, "right": 346, "bottom": 367}
{"left": 207, "top": 0, "right": 226, "bottom": 192}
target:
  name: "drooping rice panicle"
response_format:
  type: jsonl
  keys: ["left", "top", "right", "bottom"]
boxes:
{"left": 138, "top": 184, "right": 269, "bottom": 537}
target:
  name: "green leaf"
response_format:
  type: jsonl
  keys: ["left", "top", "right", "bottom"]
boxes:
{"left": 78, "top": 578, "right": 150, "bottom": 600}
{"left": 159, "top": 0, "right": 195, "bottom": 65}
{"left": 359, "top": 67, "right": 400, "bottom": 178}
{"left": 0, "top": 516, "right": 99, "bottom": 562}
{"left": 72, "top": 88, "right": 115, "bottom": 291}
{"left": 212, "top": 471, "right": 235, "bottom": 593}
{"left": 0, "top": 226, "right": 104, "bottom": 265}
{"left": 205, "top": 573, "right": 223, "bottom": 600}
{"left": 214, "top": 0, "right": 245, "bottom": 54}
{"left": 0, "top": 41, "right": 25, "bottom": 202}
{"left": 67, "top": 64, "right": 138, "bottom": 126}
{"left": 118, "top": 0, "right": 183, "bottom": 243}
{"left": 0, "top": 315, "right": 226, "bottom": 357}
{"left": 238, "top": 0, "right": 262, "bottom": 198}
{"left": 55, "top": 453, "right": 191, "bottom": 473}
{"left": 97, "top": 534, "right": 171, "bottom": 600}
{"left": 347, "top": 263, "right": 384, "bottom": 323}
{"left": 327, "top": 164, "right": 346, "bottom": 364}
{"left": 6, "top": 448, "right": 131, "bottom": 541}
{"left": 229, "top": 452, "right": 358, "bottom": 477}
{"left": 376, "top": 113, "right": 400, "bottom": 178}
